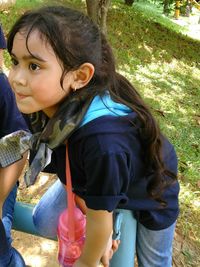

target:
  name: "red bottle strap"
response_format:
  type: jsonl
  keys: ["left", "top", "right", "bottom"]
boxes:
{"left": 65, "top": 143, "right": 76, "bottom": 241}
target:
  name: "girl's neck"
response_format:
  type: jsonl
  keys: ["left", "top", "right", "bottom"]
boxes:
{"left": 43, "top": 105, "right": 59, "bottom": 118}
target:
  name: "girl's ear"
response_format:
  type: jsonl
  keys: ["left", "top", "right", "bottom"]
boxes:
{"left": 71, "top": 63, "right": 95, "bottom": 91}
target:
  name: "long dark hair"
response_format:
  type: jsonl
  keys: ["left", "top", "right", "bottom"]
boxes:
{"left": 7, "top": 6, "right": 177, "bottom": 204}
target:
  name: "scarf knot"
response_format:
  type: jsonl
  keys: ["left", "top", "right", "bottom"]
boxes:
{"left": 0, "top": 93, "right": 94, "bottom": 186}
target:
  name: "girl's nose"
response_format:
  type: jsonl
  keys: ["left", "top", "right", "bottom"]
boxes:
{"left": 9, "top": 69, "right": 27, "bottom": 87}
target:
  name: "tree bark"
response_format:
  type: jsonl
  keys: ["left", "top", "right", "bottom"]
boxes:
{"left": 99, "top": 0, "right": 111, "bottom": 34}
{"left": 163, "top": 0, "right": 170, "bottom": 15}
{"left": 124, "top": 0, "right": 135, "bottom": 6}
{"left": 86, "top": 0, "right": 111, "bottom": 34}
{"left": 86, "top": 0, "right": 99, "bottom": 25}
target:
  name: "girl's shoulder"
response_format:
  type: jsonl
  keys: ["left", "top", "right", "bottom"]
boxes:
{"left": 0, "top": 73, "right": 28, "bottom": 137}
{"left": 72, "top": 112, "right": 139, "bottom": 142}
{"left": 69, "top": 113, "right": 142, "bottom": 163}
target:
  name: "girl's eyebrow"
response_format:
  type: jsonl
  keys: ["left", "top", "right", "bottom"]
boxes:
{"left": 10, "top": 52, "right": 47, "bottom": 62}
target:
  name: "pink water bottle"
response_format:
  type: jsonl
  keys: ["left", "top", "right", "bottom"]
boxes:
{"left": 57, "top": 207, "right": 86, "bottom": 267}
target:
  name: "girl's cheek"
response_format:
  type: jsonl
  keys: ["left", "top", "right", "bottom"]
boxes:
{"left": 8, "top": 68, "right": 14, "bottom": 80}
{"left": 8, "top": 72, "right": 17, "bottom": 94}
{"left": 8, "top": 72, "right": 13, "bottom": 86}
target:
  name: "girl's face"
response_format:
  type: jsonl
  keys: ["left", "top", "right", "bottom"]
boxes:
{"left": 8, "top": 30, "right": 74, "bottom": 117}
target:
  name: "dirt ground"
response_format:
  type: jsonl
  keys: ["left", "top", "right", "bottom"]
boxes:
{"left": 11, "top": 171, "right": 199, "bottom": 267}
{"left": 12, "top": 227, "right": 198, "bottom": 267}
{"left": 12, "top": 172, "right": 59, "bottom": 267}
{"left": 12, "top": 231, "right": 59, "bottom": 267}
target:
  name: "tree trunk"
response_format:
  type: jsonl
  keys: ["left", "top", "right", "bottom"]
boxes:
{"left": 163, "top": 0, "right": 170, "bottom": 15}
{"left": 86, "top": 0, "right": 111, "bottom": 34}
{"left": 124, "top": 0, "right": 135, "bottom": 6}
{"left": 99, "top": 0, "right": 111, "bottom": 34}
{"left": 86, "top": 0, "right": 99, "bottom": 25}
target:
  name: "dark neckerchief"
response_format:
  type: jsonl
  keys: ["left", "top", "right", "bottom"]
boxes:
{"left": 0, "top": 92, "right": 94, "bottom": 186}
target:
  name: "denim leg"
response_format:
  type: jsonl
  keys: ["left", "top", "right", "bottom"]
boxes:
{"left": 2, "top": 184, "right": 17, "bottom": 246}
{"left": 1, "top": 184, "right": 25, "bottom": 267}
{"left": 0, "top": 219, "right": 11, "bottom": 266}
{"left": 33, "top": 179, "right": 67, "bottom": 239}
{"left": 110, "top": 209, "right": 137, "bottom": 267}
{"left": 136, "top": 222, "right": 176, "bottom": 267}
{"left": 0, "top": 219, "right": 9, "bottom": 253}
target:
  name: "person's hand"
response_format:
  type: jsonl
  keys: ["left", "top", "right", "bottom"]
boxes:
{"left": 100, "top": 234, "right": 120, "bottom": 267}
{"left": 73, "top": 236, "right": 120, "bottom": 267}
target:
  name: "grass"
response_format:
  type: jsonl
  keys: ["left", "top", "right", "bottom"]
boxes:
{"left": 1, "top": 0, "right": 200, "bottom": 265}
{"left": 135, "top": 0, "right": 200, "bottom": 41}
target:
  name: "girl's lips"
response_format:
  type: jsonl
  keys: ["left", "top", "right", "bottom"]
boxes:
{"left": 16, "top": 92, "right": 28, "bottom": 99}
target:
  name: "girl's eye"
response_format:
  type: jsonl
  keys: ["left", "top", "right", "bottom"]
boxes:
{"left": 11, "top": 58, "right": 18, "bottom": 66}
{"left": 29, "top": 63, "right": 40, "bottom": 71}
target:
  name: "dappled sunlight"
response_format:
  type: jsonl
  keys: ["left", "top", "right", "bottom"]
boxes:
{"left": 119, "top": 51, "right": 200, "bottom": 217}
{"left": 178, "top": 183, "right": 200, "bottom": 247}
{"left": 115, "top": 30, "right": 122, "bottom": 37}
{"left": 179, "top": 183, "right": 200, "bottom": 211}
{"left": 12, "top": 231, "right": 59, "bottom": 267}
{"left": 110, "top": 6, "right": 200, "bottom": 253}
{"left": 143, "top": 43, "right": 153, "bottom": 53}
{"left": 120, "top": 60, "right": 184, "bottom": 95}
{"left": 25, "top": 255, "right": 45, "bottom": 267}
{"left": 164, "top": 123, "right": 176, "bottom": 131}
{"left": 193, "top": 199, "right": 200, "bottom": 209}
{"left": 119, "top": 59, "right": 200, "bottom": 111}
{"left": 17, "top": 172, "right": 57, "bottom": 204}
{"left": 41, "top": 239, "right": 57, "bottom": 252}
{"left": 38, "top": 174, "right": 50, "bottom": 186}
{"left": 137, "top": 43, "right": 153, "bottom": 57}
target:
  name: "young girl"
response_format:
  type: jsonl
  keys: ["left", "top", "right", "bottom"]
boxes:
{"left": 7, "top": 6, "right": 179, "bottom": 267}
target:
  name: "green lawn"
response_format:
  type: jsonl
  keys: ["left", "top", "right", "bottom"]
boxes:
{"left": 1, "top": 0, "right": 200, "bottom": 265}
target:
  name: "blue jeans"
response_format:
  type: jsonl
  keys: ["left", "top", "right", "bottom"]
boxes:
{"left": 136, "top": 222, "right": 176, "bottom": 267}
{"left": 32, "top": 179, "right": 67, "bottom": 239}
{"left": 2, "top": 185, "right": 17, "bottom": 248}
{"left": 33, "top": 179, "right": 176, "bottom": 267}
{"left": 1, "top": 184, "right": 26, "bottom": 267}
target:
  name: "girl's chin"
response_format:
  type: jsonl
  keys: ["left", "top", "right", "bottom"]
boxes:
{"left": 16, "top": 104, "right": 38, "bottom": 114}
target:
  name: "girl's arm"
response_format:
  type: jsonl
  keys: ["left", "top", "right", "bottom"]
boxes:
{"left": 0, "top": 152, "right": 28, "bottom": 218}
{"left": 74, "top": 208, "right": 113, "bottom": 267}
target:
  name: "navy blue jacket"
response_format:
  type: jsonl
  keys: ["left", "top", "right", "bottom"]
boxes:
{"left": 48, "top": 113, "right": 179, "bottom": 230}
{"left": 0, "top": 73, "right": 28, "bottom": 137}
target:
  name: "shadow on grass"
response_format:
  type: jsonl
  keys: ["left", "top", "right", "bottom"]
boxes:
{"left": 108, "top": 4, "right": 200, "bottom": 69}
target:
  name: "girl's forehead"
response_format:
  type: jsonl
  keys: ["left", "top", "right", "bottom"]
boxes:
{"left": 14, "top": 30, "right": 50, "bottom": 49}
{"left": 12, "top": 30, "right": 55, "bottom": 60}
{"left": 16, "top": 29, "right": 45, "bottom": 42}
